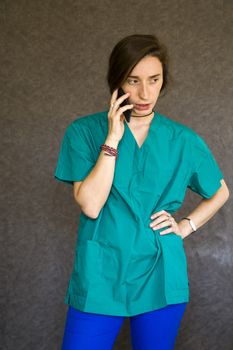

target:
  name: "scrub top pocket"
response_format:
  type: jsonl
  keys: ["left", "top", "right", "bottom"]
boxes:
{"left": 101, "top": 243, "right": 120, "bottom": 280}
{"left": 76, "top": 240, "right": 103, "bottom": 292}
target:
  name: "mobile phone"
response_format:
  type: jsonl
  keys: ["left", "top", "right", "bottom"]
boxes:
{"left": 117, "top": 87, "right": 132, "bottom": 123}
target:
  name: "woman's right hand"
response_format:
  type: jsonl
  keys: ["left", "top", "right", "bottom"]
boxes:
{"left": 107, "top": 88, "right": 134, "bottom": 142}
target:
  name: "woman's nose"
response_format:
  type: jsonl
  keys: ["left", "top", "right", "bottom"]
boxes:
{"left": 138, "top": 85, "right": 149, "bottom": 99}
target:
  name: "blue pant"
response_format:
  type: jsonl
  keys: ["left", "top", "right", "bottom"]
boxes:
{"left": 61, "top": 303, "right": 187, "bottom": 350}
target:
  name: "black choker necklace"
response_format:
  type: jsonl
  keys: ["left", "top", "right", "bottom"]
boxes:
{"left": 131, "top": 111, "right": 154, "bottom": 118}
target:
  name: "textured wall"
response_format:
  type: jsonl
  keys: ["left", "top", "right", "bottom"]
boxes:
{"left": 2, "top": 0, "right": 233, "bottom": 349}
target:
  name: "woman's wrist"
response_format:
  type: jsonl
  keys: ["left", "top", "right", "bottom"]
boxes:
{"left": 105, "top": 136, "right": 119, "bottom": 149}
{"left": 178, "top": 219, "right": 194, "bottom": 239}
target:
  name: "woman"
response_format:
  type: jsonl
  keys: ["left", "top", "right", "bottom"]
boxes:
{"left": 54, "top": 34, "right": 229, "bottom": 349}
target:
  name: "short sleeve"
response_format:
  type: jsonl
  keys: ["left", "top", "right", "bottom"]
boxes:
{"left": 187, "top": 133, "right": 224, "bottom": 198}
{"left": 54, "top": 123, "right": 96, "bottom": 186}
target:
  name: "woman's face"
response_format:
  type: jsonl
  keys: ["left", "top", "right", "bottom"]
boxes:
{"left": 121, "top": 55, "right": 163, "bottom": 115}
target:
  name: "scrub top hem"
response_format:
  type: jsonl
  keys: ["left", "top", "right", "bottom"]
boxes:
{"left": 64, "top": 291, "right": 190, "bottom": 317}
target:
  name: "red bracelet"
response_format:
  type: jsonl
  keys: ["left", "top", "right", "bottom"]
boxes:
{"left": 100, "top": 144, "right": 118, "bottom": 158}
{"left": 100, "top": 144, "right": 118, "bottom": 159}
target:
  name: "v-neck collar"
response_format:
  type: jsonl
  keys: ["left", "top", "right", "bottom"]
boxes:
{"left": 124, "top": 111, "right": 159, "bottom": 151}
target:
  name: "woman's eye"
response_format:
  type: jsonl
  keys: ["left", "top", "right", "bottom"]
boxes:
{"left": 127, "top": 79, "right": 158, "bottom": 84}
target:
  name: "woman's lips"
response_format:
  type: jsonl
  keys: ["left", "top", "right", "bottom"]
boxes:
{"left": 134, "top": 104, "right": 151, "bottom": 110}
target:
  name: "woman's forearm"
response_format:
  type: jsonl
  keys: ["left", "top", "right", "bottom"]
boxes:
{"left": 76, "top": 136, "right": 119, "bottom": 218}
{"left": 178, "top": 182, "right": 229, "bottom": 239}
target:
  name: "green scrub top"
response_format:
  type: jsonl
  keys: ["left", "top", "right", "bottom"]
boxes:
{"left": 54, "top": 110, "right": 224, "bottom": 317}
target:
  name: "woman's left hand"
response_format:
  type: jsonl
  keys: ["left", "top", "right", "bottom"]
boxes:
{"left": 149, "top": 210, "right": 183, "bottom": 239}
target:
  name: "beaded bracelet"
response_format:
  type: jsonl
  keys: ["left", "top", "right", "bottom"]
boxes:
{"left": 100, "top": 144, "right": 118, "bottom": 159}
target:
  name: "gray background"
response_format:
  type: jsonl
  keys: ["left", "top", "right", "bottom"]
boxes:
{"left": 2, "top": 0, "right": 233, "bottom": 349}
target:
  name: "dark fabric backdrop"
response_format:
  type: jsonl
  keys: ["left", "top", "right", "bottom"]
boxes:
{"left": 2, "top": 0, "right": 233, "bottom": 349}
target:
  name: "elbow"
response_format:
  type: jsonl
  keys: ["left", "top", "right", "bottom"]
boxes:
{"left": 217, "top": 179, "right": 230, "bottom": 203}
{"left": 222, "top": 183, "right": 230, "bottom": 202}
{"left": 80, "top": 205, "right": 100, "bottom": 219}
{"left": 224, "top": 189, "right": 230, "bottom": 202}
{"left": 74, "top": 194, "right": 100, "bottom": 219}
{"left": 219, "top": 188, "right": 230, "bottom": 204}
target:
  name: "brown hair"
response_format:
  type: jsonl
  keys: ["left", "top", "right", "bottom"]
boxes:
{"left": 106, "top": 34, "right": 172, "bottom": 97}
